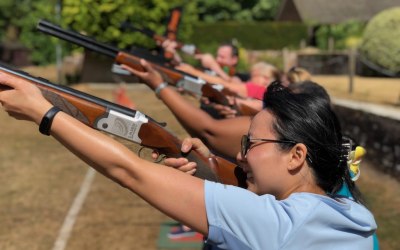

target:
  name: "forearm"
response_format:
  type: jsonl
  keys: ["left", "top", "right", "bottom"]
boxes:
{"left": 157, "top": 86, "right": 217, "bottom": 138}
{"left": 208, "top": 63, "right": 230, "bottom": 81}
{"left": 177, "top": 65, "right": 232, "bottom": 86}
{"left": 158, "top": 87, "right": 249, "bottom": 158}
{"left": 225, "top": 84, "right": 247, "bottom": 98}
{"left": 49, "top": 111, "right": 208, "bottom": 234}
{"left": 236, "top": 98, "right": 263, "bottom": 111}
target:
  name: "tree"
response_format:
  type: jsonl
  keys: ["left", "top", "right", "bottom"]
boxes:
{"left": 0, "top": 0, "right": 60, "bottom": 65}
{"left": 315, "top": 20, "right": 365, "bottom": 50}
{"left": 196, "top": 0, "right": 280, "bottom": 22}
{"left": 359, "top": 7, "right": 400, "bottom": 75}
{"left": 62, "top": 0, "right": 198, "bottom": 50}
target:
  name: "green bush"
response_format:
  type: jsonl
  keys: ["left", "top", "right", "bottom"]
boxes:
{"left": 359, "top": 7, "right": 400, "bottom": 74}
{"left": 0, "top": 0, "right": 62, "bottom": 65}
{"left": 62, "top": 0, "right": 198, "bottom": 50}
{"left": 315, "top": 20, "right": 365, "bottom": 50}
{"left": 187, "top": 22, "right": 308, "bottom": 50}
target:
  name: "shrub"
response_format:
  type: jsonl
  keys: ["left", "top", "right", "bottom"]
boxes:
{"left": 187, "top": 22, "right": 308, "bottom": 50}
{"left": 359, "top": 7, "right": 400, "bottom": 75}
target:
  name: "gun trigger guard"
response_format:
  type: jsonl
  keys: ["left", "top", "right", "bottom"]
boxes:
{"left": 154, "top": 154, "right": 166, "bottom": 163}
{"left": 137, "top": 146, "right": 166, "bottom": 163}
{"left": 138, "top": 146, "right": 146, "bottom": 158}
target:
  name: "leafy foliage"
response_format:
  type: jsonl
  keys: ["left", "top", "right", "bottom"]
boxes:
{"left": 315, "top": 20, "right": 365, "bottom": 50}
{"left": 62, "top": 0, "right": 198, "bottom": 50}
{"left": 0, "top": 0, "right": 60, "bottom": 65}
{"left": 196, "top": 0, "right": 280, "bottom": 22}
{"left": 0, "top": 0, "right": 299, "bottom": 66}
{"left": 359, "top": 7, "right": 400, "bottom": 74}
{"left": 188, "top": 22, "right": 308, "bottom": 50}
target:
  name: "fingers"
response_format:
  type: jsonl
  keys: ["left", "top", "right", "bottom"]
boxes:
{"left": 120, "top": 59, "right": 154, "bottom": 76}
{"left": 120, "top": 63, "right": 147, "bottom": 78}
{"left": 139, "top": 59, "right": 154, "bottom": 73}
{"left": 181, "top": 137, "right": 211, "bottom": 158}
{"left": 0, "top": 72, "right": 21, "bottom": 89}
{"left": 194, "top": 54, "right": 203, "bottom": 60}
{"left": 162, "top": 40, "right": 178, "bottom": 53}
{"left": 151, "top": 151, "right": 160, "bottom": 160}
{"left": 200, "top": 97, "right": 210, "bottom": 105}
{"left": 0, "top": 75, "right": 51, "bottom": 123}
{"left": 164, "top": 157, "right": 188, "bottom": 167}
{"left": 227, "top": 96, "right": 235, "bottom": 105}
{"left": 163, "top": 157, "right": 197, "bottom": 175}
{"left": 181, "top": 138, "right": 194, "bottom": 153}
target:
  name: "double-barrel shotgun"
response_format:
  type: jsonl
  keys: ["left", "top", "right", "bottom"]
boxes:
{"left": 120, "top": 22, "right": 201, "bottom": 57}
{"left": 0, "top": 63, "right": 247, "bottom": 187}
{"left": 36, "top": 20, "right": 257, "bottom": 117}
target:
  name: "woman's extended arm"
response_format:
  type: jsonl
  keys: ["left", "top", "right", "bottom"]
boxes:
{"left": 0, "top": 73, "right": 209, "bottom": 235}
{"left": 122, "top": 60, "right": 251, "bottom": 159}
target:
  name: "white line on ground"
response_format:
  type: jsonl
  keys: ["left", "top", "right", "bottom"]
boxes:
{"left": 52, "top": 168, "right": 96, "bottom": 250}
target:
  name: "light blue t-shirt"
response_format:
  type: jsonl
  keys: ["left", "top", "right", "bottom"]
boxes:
{"left": 204, "top": 181, "right": 377, "bottom": 250}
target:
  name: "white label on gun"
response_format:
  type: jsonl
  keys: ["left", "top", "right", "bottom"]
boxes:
{"left": 96, "top": 110, "right": 148, "bottom": 143}
{"left": 177, "top": 76, "right": 206, "bottom": 96}
{"left": 111, "top": 64, "right": 131, "bottom": 75}
{"left": 181, "top": 44, "right": 196, "bottom": 55}
{"left": 211, "top": 84, "right": 224, "bottom": 91}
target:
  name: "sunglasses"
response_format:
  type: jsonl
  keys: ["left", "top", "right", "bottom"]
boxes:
{"left": 241, "top": 134, "right": 297, "bottom": 157}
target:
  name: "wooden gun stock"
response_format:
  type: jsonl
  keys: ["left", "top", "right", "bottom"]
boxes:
{"left": 209, "top": 156, "right": 247, "bottom": 188}
{"left": 115, "top": 52, "right": 183, "bottom": 84}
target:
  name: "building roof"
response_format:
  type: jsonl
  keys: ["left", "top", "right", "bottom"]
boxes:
{"left": 276, "top": 0, "right": 400, "bottom": 24}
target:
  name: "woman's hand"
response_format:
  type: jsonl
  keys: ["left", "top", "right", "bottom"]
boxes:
{"left": 153, "top": 137, "right": 212, "bottom": 176}
{"left": 0, "top": 72, "right": 52, "bottom": 124}
{"left": 194, "top": 53, "right": 218, "bottom": 70}
{"left": 161, "top": 39, "right": 178, "bottom": 54}
{"left": 121, "top": 59, "right": 165, "bottom": 90}
{"left": 211, "top": 103, "right": 238, "bottom": 118}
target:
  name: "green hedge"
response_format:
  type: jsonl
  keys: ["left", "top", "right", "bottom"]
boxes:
{"left": 187, "top": 22, "right": 308, "bottom": 50}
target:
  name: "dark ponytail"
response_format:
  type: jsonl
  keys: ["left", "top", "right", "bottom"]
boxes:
{"left": 263, "top": 81, "right": 363, "bottom": 203}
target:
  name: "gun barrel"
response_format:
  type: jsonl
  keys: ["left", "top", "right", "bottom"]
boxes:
{"left": 120, "top": 22, "right": 155, "bottom": 38}
{"left": 37, "top": 20, "right": 118, "bottom": 58}
{"left": 37, "top": 20, "right": 199, "bottom": 80}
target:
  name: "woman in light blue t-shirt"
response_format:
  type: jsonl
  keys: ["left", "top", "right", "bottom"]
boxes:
{"left": 0, "top": 63, "right": 376, "bottom": 250}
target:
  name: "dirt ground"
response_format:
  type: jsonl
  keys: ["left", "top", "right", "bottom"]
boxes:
{"left": 0, "top": 71, "right": 399, "bottom": 249}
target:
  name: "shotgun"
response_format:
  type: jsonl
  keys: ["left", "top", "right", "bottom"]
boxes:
{"left": 0, "top": 63, "right": 246, "bottom": 187}
{"left": 36, "top": 20, "right": 229, "bottom": 106}
{"left": 163, "top": 6, "right": 183, "bottom": 60}
{"left": 120, "top": 22, "right": 201, "bottom": 56}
